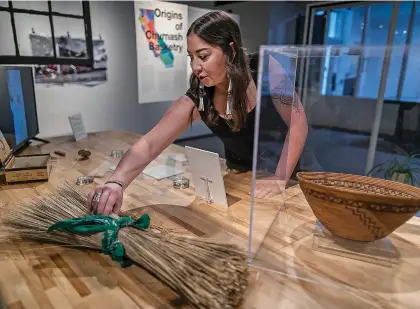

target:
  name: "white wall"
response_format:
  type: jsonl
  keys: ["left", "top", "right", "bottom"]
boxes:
{"left": 34, "top": 1, "right": 140, "bottom": 138}
{"left": 35, "top": 1, "right": 234, "bottom": 139}
{"left": 33, "top": 1, "right": 207, "bottom": 140}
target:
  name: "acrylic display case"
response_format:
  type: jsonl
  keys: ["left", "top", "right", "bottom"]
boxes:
{"left": 248, "top": 44, "right": 420, "bottom": 291}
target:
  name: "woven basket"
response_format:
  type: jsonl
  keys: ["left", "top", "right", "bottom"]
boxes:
{"left": 297, "top": 172, "right": 420, "bottom": 241}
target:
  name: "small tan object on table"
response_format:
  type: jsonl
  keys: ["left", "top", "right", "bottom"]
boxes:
{"left": 0, "top": 130, "right": 51, "bottom": 185}
{"left": 0, "top": 130, "right": 419, "bottom": 309}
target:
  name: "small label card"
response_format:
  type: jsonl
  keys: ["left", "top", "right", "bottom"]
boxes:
{"left": 68, "top": 113, "right": 88, "bottom": 141}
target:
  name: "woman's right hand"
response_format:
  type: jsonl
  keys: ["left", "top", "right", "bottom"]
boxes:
{"left": 83, "top": 95, "right": 197, "bottom": 216}
{"left": 87, "top": 182, "right": 124, "bottom": 216}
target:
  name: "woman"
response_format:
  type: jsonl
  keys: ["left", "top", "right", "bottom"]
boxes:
{"left": 88, "top": 10, "right": 308, "bottom": 215}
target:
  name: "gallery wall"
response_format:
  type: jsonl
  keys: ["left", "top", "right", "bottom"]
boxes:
{"left": 34, "top": 1, "right": 140, "bottom": 139}
{"left": 9, "top": 0, "right": 405, "bottom": 142}
{"left": 174, "top": 0, "right": 270, "bottom": 53}
{"left": 22, "top": 1, "right": 305, "bottom": 140}
{"left": 32, "top": 0, "right": 215, "bottom": 139}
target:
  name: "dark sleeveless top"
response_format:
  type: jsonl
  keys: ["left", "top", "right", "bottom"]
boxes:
{"left": 185, "top": 52, "right": 288, "bottom": 173}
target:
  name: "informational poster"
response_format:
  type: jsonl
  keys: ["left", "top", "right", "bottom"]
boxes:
{"left": 134, "top": 1, "right": 188, "bottom": 104}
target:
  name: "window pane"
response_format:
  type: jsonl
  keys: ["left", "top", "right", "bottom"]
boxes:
{"left": 13, "top": 1, "right": 49, "bottom": 11}
{"left": 51, "top": 1, "right": 83, "bottom": 16}
{"left": 385, "top": 1, "right": 413, "bottom": 100}
{"left": 326, "top": 7, "right": 365, "bottom": 44}
{"left": 53, "top": 16, "right": 87, "bottom": 59}
{"left": 310, "top": 9, "right": 327, "bottom": 45}
{"left": 14, "top": 13, "right": 53, "bottom": 56}
{"left": 0, "top": 11, "right": 15, "bottom": 55}
{"left": 0, "top": 1, "right": 9, "bottom": 8}
{"left": 357, "top": 3, "right": 393, "bottom": 99}
{"left": 401, "top": 3, "right": 420, "bottom": 102}
{"left": 322, "top": 6, "right": 365, "bottom": 96}
{"left": 306, "top": 9, "right": 326, "bottom": 91}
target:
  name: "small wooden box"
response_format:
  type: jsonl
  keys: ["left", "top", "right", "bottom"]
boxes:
{"left": 0, "top": 131, "right": 51, "bottom": 185}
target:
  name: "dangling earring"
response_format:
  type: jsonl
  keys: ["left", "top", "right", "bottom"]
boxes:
{"left": 226, "top": 79, "right": 232, "bottom": 115}
{"left": 198, "top": 83, "right": 205, "bottom": 111}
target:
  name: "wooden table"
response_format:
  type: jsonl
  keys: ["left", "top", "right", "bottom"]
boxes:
{"left": 0, "top": 131, "right": 419, "bottom": 309}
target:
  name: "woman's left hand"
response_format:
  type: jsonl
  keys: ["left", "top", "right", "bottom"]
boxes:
{"left": 251, "top": 176, "right": 286, "bottom": 199}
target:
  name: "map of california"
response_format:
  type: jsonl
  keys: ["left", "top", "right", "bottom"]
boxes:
{"left": 139, "top": 9, "right": 175, "bottom": 68}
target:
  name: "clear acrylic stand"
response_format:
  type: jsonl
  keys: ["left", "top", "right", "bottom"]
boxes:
{"left": 312, "top": 221, "right": 398, "bottom": 268}
{"left": 200, "top": 176, "right": 213, "bottom": 204}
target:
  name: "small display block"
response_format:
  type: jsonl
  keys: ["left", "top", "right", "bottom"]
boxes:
{"left": 3, "top": 154, "right": 51, "bottom": 184}
{"left": 312, "top": 221, "right": 398, "bottom": 267}
{"left": 0, "top": 129, "right": 51, "bottom": 185}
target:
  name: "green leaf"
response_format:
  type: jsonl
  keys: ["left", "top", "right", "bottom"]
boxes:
{"left": 367, "top": 162, "right": 387, "bottom": 175}
{"left": 414, "top": 175, "right": 420, "bottom": 187}
{"left": 406, "top": 172, "right": 413, "bottom": 185}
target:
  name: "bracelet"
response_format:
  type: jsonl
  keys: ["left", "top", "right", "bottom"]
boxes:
{"left": 105, "top": 180, "right": 124, "bottom": 190}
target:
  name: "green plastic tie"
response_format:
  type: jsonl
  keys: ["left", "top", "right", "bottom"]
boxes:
{"left": 47, "top": 213, "right": 150, "bottom": 267}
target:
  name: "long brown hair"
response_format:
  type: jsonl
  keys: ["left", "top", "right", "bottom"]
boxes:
{"left": 187, "top": 10, "right": 252, "bottom": 132}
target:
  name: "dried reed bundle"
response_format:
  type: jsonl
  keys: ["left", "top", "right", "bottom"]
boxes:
{"left": 0, "top": 182, "right": 249, "bottom": 309}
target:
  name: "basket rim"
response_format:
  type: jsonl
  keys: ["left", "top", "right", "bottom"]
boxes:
{"left": 296, "top": 171, "right": 420, "bottom": 204}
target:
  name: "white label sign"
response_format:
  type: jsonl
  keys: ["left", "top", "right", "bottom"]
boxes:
{"left": 68, "top": 113, "right": 87, "bottom": 141}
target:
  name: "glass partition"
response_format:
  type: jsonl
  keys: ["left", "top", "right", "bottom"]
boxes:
{"left": 248, "top": 46, "right": 296, "bottom": 259}
{"left": 249, "top": 44, "right": 420, "bottom": 301}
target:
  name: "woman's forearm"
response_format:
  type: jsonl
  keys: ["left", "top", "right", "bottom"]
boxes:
{"left": 105, "top": 97, "right": 197, "bottom": 190}
{"left": 275, "top": 112, "right": 308, "bottom": 182}
{"left": 107, "top": 137, "right": 153, "bottom": 189}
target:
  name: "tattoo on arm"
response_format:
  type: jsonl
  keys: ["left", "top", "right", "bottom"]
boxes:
{"left": 271, "top": 79, "right": 303, "bottom": 113}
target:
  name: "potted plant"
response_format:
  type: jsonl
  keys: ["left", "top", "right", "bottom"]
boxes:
{"left": 367, "top": 151, "right": 420, "bottom": 187}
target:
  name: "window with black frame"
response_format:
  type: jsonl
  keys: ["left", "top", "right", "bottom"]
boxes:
{"left": 304, "top": 1, "right": 420, "bottom": 104}
{"left": 0, "top": 0, "right": 93, "bottom": 65}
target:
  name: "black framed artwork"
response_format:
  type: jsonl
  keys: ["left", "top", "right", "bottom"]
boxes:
{"left": 213, "top": 1, "right": 245, "bottom": 7}
{"left": 0, "top": 1, "right": 93, "bottom": 65}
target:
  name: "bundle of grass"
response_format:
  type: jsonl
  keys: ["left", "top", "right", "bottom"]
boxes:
{"left": 0, "top": 182, "right": 249, "bottom": 309}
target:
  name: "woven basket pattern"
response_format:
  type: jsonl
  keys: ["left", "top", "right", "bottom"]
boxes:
{"left": 310, "top": 179, "right": 413, "bottom": 198}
